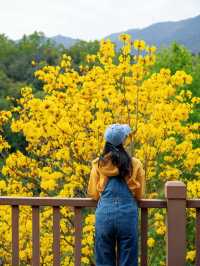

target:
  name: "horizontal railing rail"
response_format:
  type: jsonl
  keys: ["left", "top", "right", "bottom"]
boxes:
{"left": 0, "top": 196, "right": 166, "bottom": 207}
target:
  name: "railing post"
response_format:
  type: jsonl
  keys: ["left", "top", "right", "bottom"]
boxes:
{"left": 74, "top": 207, "right": 82, "bottom": 266}
{"left": 165, "top": 181, "right": 186, "bottom": 266}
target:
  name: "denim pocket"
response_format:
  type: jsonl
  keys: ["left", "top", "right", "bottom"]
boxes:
{"left": 118, "top": 208, "right": 138, "bottom": 237}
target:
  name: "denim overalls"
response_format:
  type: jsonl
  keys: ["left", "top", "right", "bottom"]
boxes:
{"left": 95, "top": 174, "right": 139, "bottom": 266}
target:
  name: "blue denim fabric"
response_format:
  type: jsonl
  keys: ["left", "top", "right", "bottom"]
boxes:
{"left": 95, "top": 175, "right": 139, "bottom": 266}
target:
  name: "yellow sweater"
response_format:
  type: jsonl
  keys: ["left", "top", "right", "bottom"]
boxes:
{"left": 87, "top": 152, "right": 146, "bottom": 201}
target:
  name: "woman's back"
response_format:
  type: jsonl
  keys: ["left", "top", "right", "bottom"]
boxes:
{"left": 88, "top": 153, "right": 145, "bottom": 201}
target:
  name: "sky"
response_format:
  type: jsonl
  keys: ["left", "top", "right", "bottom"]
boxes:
{"left": 0, "top": 0, "right": 200, "bottom": 41}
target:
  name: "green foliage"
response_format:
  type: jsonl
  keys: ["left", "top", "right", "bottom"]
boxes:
{"left": 66, "top": 40, "right": 100, "bottom": 69}
{"left": 2, "top": 122, "right": 28, "bottom": 154}
{"left": 0, "top": 31, "right": 65, "bottom": 101}
{"left": 153, "top": 42, "right": 200, "bottom": 97}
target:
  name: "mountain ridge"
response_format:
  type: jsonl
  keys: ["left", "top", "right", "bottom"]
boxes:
{"left": 13, "top": 14, "right": 200, "bottom": 53}
{"left": 104, "top": 14, "right": 200, "bottom": 53}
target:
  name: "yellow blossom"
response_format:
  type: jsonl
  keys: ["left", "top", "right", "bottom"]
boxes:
{"left": 147, "top": 237, "right": 155, "bottom": 248}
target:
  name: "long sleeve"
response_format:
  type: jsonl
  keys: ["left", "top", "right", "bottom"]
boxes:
{"left": 87, "top": 162, "right": 100, "bottom": 200}
{"left": 134, "top": 161, "right": 146, "bottom": 200}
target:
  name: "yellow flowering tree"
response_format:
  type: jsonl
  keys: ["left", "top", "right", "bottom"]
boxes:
{"left": 0, "top": 33, "right": 199, "bottom": 265}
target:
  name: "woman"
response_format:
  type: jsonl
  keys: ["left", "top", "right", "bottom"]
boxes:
{"left": 87, "top": 123, "right": 146, "bottom": 266}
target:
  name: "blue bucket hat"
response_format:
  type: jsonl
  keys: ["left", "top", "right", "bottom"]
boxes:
{"left": 104, "top": 123, "right": 132, "bottom": 146}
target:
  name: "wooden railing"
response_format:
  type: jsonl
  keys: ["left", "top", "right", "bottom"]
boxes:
{"left": 0, "top": 181, "right": 199, "bottom": 266}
